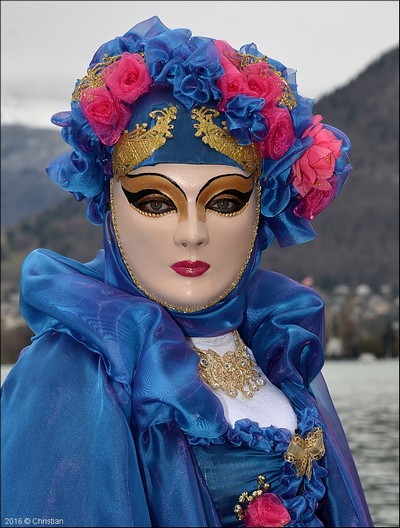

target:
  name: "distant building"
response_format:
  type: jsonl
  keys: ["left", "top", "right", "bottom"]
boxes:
{"left": 325, "top": 337, "right": 344, "bottom": 358}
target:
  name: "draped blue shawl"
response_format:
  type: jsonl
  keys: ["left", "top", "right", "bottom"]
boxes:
{"left": 1, "top": 213, "right": 373, "bottom": 527}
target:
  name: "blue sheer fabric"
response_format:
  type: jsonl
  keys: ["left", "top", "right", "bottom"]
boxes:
{"left": 1, "top": 211, "right": 373, "bottom": 527}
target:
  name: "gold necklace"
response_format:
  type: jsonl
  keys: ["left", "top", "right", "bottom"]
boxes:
{"left": 192, "top": 330, "right": 265, "bottom": 399}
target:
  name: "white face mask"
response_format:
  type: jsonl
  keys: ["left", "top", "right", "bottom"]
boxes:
{"left": 111, "top": 163, "right": 260, "bottom": 311}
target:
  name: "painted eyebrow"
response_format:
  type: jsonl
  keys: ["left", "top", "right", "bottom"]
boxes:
{"left": 197, "top": 173, "right": 253, "bottom": 197}
{"left": 124, "top": 172, "right": 188, "bottom": 200}
{"left": 196, "top": 174, "right": 255, "bottom": 207}
{"left": 125, "top": 171, "right": 251, "bottom": 200}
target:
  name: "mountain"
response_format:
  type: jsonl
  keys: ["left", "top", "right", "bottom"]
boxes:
{"left": 1, "top": 47, "right": 399, "bottom": 292}
{"left": 1, "top": 125, "right": 70, "bottom": 227}
{"left": 261, "top": 46, "right": 399, "bottom": 289}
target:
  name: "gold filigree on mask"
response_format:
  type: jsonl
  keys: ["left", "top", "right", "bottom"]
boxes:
{"left": 191, "top": 107, "right": 262, "bottom": 179}
{"left": 112, "top": 106, "right": 178, "bottom": 180}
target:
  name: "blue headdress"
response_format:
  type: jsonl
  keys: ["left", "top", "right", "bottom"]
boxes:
{"left": 47, "top": 15, "right": 352, "bottom": 248}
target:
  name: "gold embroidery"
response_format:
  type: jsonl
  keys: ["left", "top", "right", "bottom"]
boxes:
{"left": 192, "top": 330, "right": 265, "bottom": 398}
{"left": 237, "top": 52, "right": 268, "bottom": 68}
{"left": 71, "top": 54, "right": 122, "bottom": 101}
{"left": 284, "top": 426, "right": 325, "bottom": 480}
{"left": 112, "top": 106, "right": 177, "bottom": 180}
{"left": 268, "top": 65, "right": 297, "bottom": 111}
{"left": 234, "top": 475, "right": 271, "bottom": 521}
{"left": 191, "top": 107, "right": 262, "bottom": 179}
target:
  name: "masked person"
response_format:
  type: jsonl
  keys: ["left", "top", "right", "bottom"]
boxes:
{"left": 1, "top": 16, "right": 373, "bottom": 528}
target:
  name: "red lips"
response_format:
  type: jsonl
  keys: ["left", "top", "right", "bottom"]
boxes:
{"left": 171, "top": 260, "right": 210, "bottom": 277}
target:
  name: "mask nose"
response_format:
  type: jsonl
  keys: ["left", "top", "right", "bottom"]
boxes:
{"left": 173, "top": 207, "right": 209, "bottom": 248}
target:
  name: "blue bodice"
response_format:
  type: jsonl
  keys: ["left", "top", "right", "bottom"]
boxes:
{"left": 189, "top": 416, "right": 328, "bottom": 527}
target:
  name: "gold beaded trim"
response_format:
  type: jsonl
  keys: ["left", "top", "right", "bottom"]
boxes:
{"left": 284, "top": 426, "right": 325, "bottom": 480}
{"left": 112, "top": 106, "right": 178, "bottom": 181}
{"left": 192, "top": 106, "right": 262, "bottom": 179}
{"left": 110, "top": 180, "right": 261, "bottom": 313}
{"left": 237, "top": 52, "right": 268, "bottom": 68}
{"left": 128, "top": 203, "right": 175, "bottom": 218}
{"left": 268, "top": 65, "right": 297, "bottom": 111}
{"left": 192, "top": 330, "right": 265, "bottom": 398}
{"left": 234, "top": 475, "right": 270, "bottom": 521}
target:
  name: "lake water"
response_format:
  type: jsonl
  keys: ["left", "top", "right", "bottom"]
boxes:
{"left": 2, "top": 359, "right": 399, "bottom": 527}
{"left": 322, "top": 358, "right": 399, "bottom": 528}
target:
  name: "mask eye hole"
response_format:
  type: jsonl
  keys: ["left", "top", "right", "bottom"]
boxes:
{"left": 122, "top": 188, "right": 177, "bottom": 216}
{"left": 206, "top": 189, "right": 253, "bottom": 215}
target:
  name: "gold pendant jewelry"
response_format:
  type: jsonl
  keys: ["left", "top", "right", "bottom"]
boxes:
{"left": 192, "top": 330, "right": 266, "bottom": 399}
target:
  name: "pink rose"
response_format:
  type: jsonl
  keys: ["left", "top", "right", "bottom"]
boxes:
{"left": 244, "top": 62, "right": 284, "bottom": 108}
{"left": 101, "top": 52, "right": 152, "bottom": 104}
{"left": 294, "top": 175, "right": 338, "bottom": 220}
{"left": 292, "top": 115, "right": 342, "bottom": 196}
{"left": 259, "top": 107, "right": 295, "bottom": 160}
{"left": 216, "top": 70, "right": 252, "bottom": 111}
{"left": 244, "top": 493, "right": 291, "bottom": 528}
{"left": 214, "top": 39, "right": 241, "bottom": 70}
{"left": 81, "top": 85, "right": 131, "bottom": 146}
{"left": 214, "top": 40, "right": 257, "bottom": 111}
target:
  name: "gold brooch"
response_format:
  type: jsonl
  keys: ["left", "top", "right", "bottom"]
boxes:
{"left": 192, "top": 330, "right": 265, "bottom": 399}
{"left": 284, "top": 426, "right": 325, "bottom": 480}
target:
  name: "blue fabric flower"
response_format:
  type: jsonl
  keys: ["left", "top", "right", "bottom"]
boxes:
{"left": 89, "top": 32, "right": 150, "bottom": 69}
{"left": 290, "top": 93, "right": 314, "bottom": 137}
{"left": 239, "top": 42, "right": 265, "bottom": 59}
{"left": 172, "top": 39, "right": 223, "bottom": 110}
{"left": 260, "top": 136, "right": 313, "bottom": 217}
{"left": 225, "top": 94, "right": 267, "bottom": 145}
{"left": 145, "top": 28, "right": 194, "bottom": 83}
{"left": 46, "top": 103, "right": 111, "bottom": 225}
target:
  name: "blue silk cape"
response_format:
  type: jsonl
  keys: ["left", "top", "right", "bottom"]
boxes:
{"left": 1, "top": 213, "right": 373, "bottom": 527}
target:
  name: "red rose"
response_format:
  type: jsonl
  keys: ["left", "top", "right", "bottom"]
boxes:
{"left": 244, "top": 62, "right": 284, "bottom": 108}
{"left": 81, "top": 85, "right": 131, "bottom": 146}
{"left": 259, "top": 107, "right": 295, "bottom": 160}
{"left": 101, "top": 52, "right": 152, "bottom": 104}
{"left": 244, "top": 493, "right": 291, "bottom": 528}
{"left": 292, "top": 115, "right": 342, "bottom": 196}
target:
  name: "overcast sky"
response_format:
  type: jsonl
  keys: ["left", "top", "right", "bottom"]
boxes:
{"left": 1, "top": 1, "right": 399, "bottom": 129}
